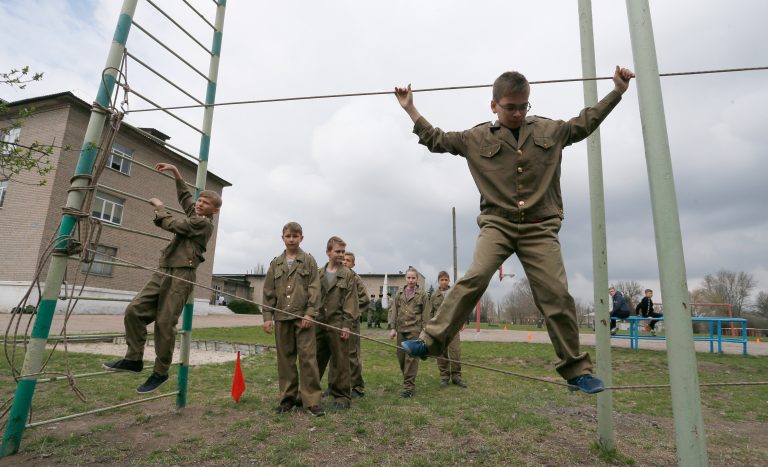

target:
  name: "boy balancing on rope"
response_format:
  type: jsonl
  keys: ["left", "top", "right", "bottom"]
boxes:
{"left": 395, "top": 66, "right": 635, "bottom": 394}
{"left": 103, "top": 163, "right": 221, "bottom": 394}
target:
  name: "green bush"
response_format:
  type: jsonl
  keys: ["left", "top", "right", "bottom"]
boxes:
{"left": 226, "top": 299, "right": 261, "bottom": 315}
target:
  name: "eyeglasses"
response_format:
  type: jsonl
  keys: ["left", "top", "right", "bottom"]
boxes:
{"left": 496, "top": 102, "right": 531, "bottom": 113}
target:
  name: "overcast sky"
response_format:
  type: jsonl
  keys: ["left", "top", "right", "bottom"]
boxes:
{"left": 2, "top": 0, "right": 767, "bottom": 306}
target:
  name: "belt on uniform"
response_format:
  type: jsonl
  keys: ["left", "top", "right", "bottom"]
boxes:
{"left": 480, "top": 207, "right": 559, "bottom": 224}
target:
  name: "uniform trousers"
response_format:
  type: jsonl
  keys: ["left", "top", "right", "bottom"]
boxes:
{"left": 316, "top": 324, "right": 351, "bottom": 404}
{"left": 124, "top": 267, "right": 195, "bottom": 375}
{"left": 436, "top": 333, "right": 462, "bottom": 382}
{"left": 327, "top": 318, "right": 365, "bottom": 393}
{"left": 421, "top": 215, "right": 592, "bottom": 380}
{"left": 274, "top": 318, "right": 322, "bottom": 407}
{"left": 396, "top": 330, "right": 421, "bottom": 391}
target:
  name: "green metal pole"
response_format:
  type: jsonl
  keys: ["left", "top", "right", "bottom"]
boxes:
{"left": 177, "top": 0, "right": 227, "bottom": 409}
{"left": 577, "top": 0, "right": 614, "bottom": 451}
{"left": 625, "top": 1, "right": 709, "bottom": 465}
{"left": 0, "top": 0, "right": 139, "bottom": 457}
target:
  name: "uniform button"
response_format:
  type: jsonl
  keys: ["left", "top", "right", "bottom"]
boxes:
{"left": 287, "top": 295, "right": 291, "bottom": 299}
{"left": 516, "top": 149, "right": 523, "bottom": 155}
{"left": 517, "top": 167, "right": 523, "bottom": 173}
{"left": 517, "top": 185, "right": 522, "bottom": 190}
{"left": 518, "top": 201, "right": 525, "bottom": 206}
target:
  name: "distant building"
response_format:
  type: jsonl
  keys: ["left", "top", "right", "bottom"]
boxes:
{"left": 0, "top": 92, "right": 231, "bottom": 313}
{"left": 212, "top": 271, "right": 426, "bottom": 308}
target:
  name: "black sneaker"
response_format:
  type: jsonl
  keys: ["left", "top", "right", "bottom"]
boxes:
{"left": 351, "top": 388, "right": 365, "bottom": 399}
{"left": 306, "top": 405, "right": 325, "bottom": 417}
{"left": 102, "top": 359, "right": 143, "bottom": 373}
{"left": 274, "top": 400, "right": 295, "bottom": 414}
{"left": 400, "top": 390, "right": 414, "bottom": 398}
{"left": 136, "top": 372, "right": 169, "bottom": 394}
{"left": 331, "top": 401, "right": 350, "bottom": 410}
{"left": 452, "top": 379, "right": 468, "bottom": 388}
{"left": 439, "top": 379, "right": 449, "bottom": 387}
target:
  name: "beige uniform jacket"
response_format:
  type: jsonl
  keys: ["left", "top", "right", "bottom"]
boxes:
{"left": 318, "top": 264, "right": 359, "bottom": 330}
{"left": 413, "top": 90, "right": 622, "bottom": 223}
{"left": 351, "top": 271, "right": 371, "bottom": 311}
{"left": 262, "top": 249, "right": 321, "bottom": 322}
{"left": 429, "top": 288, "right": 448, "bottom": 320}
{"left": 390, "top": 287, "right": 431, "bottom": 333}
{"left": 154, "top": 178, "right": 214, "bottom": 268}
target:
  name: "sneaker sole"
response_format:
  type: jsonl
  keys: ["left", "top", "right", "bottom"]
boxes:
{"left": 568, "top": 385, "right": 605, "bottom": 394}
{"left": 102, "top": 363, "right": 143, "bottom": 373}
{"left": 306, "top": 409, "right": 325, "bottom": 417}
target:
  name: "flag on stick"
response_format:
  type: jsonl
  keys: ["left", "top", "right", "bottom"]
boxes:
{"left": 232, "top": 351, "right": 246, "bottom": 402}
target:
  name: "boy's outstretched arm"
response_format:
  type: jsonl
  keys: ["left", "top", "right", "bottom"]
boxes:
{"left": 155, "top": 163, "right": 182, "bottom": 181}
{"left": 394, "top": 84, "right": 423, "bottom": 123}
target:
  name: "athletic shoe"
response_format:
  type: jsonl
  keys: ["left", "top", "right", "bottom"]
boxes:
{"left": 351, "top": 388, "right": 365, "bottom": 399}
{"left": 400, "top": 339, "right": 428, "bottom": 360}
{"left": 400, "top": 390, "right": 414, "bottom": 398}
{"left": 136, "top": 372, "right": 169, "bottom": 394}
{"left": 610, "top": 328, "right": 618, "bottom": 336}
{"left": 439, "top": 379, "right": 450, "bottom": 387}
{"left": 102, "top": 359, "right": 143, "bottom": 373}
{"left": 306, "top": 405, "right": 325, "bottom": 417}
{"left": 452, "top": 379, "right": 468, "bottom": 388}
{"left": 274, "top": 400, "right": 295, "bottom": 414}
{"left": 566, "top": 375, "right": 605, "bottom": 394}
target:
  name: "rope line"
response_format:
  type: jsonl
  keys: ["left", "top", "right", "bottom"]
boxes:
{"left": 89, "top": 249, "right": 768, "bottom": 392}
{"left": 125, "top": 65, "right": 768, "bottom": 114}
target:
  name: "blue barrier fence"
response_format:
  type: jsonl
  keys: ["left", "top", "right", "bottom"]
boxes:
{"left": 610, "top": 316, "right": 748, "bottom": 355}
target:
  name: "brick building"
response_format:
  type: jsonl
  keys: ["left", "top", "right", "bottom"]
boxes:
{"left": 0, "top": 92, "right": 230, "bottom": 313}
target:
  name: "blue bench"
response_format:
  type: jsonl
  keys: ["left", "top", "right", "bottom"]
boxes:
{"left": 610, "top": 316, "right": 748, "bottom": 355}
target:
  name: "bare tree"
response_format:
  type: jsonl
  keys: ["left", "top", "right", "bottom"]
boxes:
{"left": 610, "top": 280, "right": 644, "bottom": 310}
{"left": 479, "top": 292, "right": 495, "bottom": 323}
{"left": 753, "top": 291, "right": 768, "bottom": 319}
{"left": 694, "top": 269, "right": 756, "bottom": 317}
{"left": 500, "top": 278, "right": 538, "bottom": 325}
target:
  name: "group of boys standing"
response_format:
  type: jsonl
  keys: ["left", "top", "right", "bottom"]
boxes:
{"left": 262, "top": 222, "right": 467, "bottom": 416}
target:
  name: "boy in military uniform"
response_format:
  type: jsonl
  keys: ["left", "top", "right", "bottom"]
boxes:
{"left": 389, "top": 267, "right": 431, "bottom": 398}
{"left": 395, "top": 66, "right": 635, "bottom": 394}
{"left": 262, "top": 222, "right": 324, "bottom": 416}
{"left": 343, "top": 252, "right": 370, "bottom": 398}
{"left": 103, "top": 163, "right": 221, "bottom": 394}
{"left": 316, "top": 236, "right": 359, "bottom": 409}
{"left": 431, "top": 271, "right": 466, "bottom": 388}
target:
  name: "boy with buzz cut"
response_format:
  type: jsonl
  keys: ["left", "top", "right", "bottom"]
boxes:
{"left": 395, "top": 66, "right": 635, "bottom": 394}
{"left": 431, "top": 271, "right": 466, "bottom": 388}
{"left": 316, "top": 236, "right": 359, "bottom": 410}
{"left": 262, "top": 222, "right": 325, "bottom": 417}
{"left": 103, "top": 163, "right": 221, "bottom": 394}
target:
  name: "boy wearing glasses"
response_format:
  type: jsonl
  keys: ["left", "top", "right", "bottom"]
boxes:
{"left": 394, "top": 66, "right": 634, "bottom": 394}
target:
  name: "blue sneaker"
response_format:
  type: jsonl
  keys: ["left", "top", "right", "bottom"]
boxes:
{"left": 566, "top": 375, "right": 605, "bottom": 394}
{"left": 400, "top": 339, "right": 428, "bottom": 360}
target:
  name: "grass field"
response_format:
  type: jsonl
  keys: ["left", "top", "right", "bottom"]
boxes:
{"left": 1, "top": 327, "right": 767, "bottom": 465}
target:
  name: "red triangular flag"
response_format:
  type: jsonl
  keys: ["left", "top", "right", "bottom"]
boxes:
{"left": 231, "top": 351, "right": 246, "bottom": 402}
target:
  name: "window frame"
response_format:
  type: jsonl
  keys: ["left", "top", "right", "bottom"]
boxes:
{"left": 106, "top": 143, "right": 133, "bottom": 176}
{"left": 0, "top": 179, "right": 8, "bottom": 208}
{"left": 82, "top": 244, "right": 117, "bottom": 277}
{"left": 91, "top": 191, "right": 125, "bottom": 225}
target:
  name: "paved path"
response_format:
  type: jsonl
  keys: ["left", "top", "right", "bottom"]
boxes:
{"left": 2, "top": 313, "right": 765, "bottom": 356}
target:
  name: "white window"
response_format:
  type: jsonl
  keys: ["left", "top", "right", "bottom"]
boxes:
{"left": 92, "top": 191, "right": 125, "bottom": 225}
{"left": 107, "top": 143, "right": 133, "bottom": 175}
{"left": 0, "top": 179, "right": 8, "bottom": 207}
{"left": 82, "top": 245, "right": 117, "bottom": 276}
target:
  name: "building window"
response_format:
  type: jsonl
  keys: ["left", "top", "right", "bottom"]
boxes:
{"left": 0, "top": 179, "right": 7, "bottom": 207}
{"left": 92, "top": 191, "right": 125, "bottom": 225}
{"left": 82, "top": 245, "right": 117, "bottom": 276}
{"left": 107, "top": 143, "right": 133, "bottom": 175}
{"left": 1, "top": 127, "right": 21, "bottom": 152}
